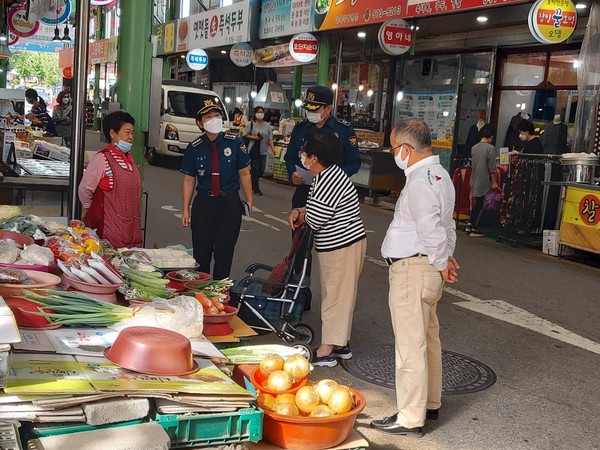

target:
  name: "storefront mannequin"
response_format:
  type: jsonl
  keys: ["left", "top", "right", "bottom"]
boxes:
{"left": 542, "top": 114, "right": 568, "bottom": 154}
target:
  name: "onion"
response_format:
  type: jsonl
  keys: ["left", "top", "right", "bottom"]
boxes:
{"left": 273, "top": 402, "right": 299, "bottom": 416}
{"left": 315, "top": 379, "right": 339, "bottom": 404}
{"left": 283, "top": 354, "right": 311, "bottom": 381}
{"left": 274, "top": 393, "right": 296, "bottom": 406}
{"left": 294, "top": 386, "right": 320, "bottom": 415}
{"left": 309, "top": 404, "right": 333, "bottom": 417}
{"left": 257, "top": 393, "right": 275, "bottom": 411}
{"left": 327, "top": 387, "right": 354, "bottom": 414}
{"left": 260, "top": 354, "right": 285, "bottom": 377}
{"left": 267, "top": 370, "right": 293, "bottom": 392}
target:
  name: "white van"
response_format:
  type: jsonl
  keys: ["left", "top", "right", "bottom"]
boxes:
{"left": 147, "top": 80, "right": 229, "bottom": 165}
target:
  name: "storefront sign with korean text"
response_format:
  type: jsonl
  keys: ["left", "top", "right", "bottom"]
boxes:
{"left": 186, "top": 48, "right": 209, "bottom": 71}
{"left": 528, "top": 0, "right": 577, "bottom": 44}
{"left": 230, "top": 42, "right": 255, "bottom": 67}
{"left": 404, "top": 0, "right": 529, "bottom": 18}
{"left": 378, "top": 19, "right": 413, "bottom": 55}
{"left": 177, "top": 19, "right": 189, "bottom": 52}
{"left": 37, "top": 0, "right": 72, "bottom": 25}
{"left": 314, "top": 0, "right": 404, "bottom": 31}
{"left": 289, "top": 33, "right": 318, "bottom": 63}
{"left": 188, "top": 3, "right": 250, "bottom": 49}
{"left": 154, "top": 21, "right": 176, "bottom": 55}
{"left": 260, "top": 0, "right": 314, "bottom": 39}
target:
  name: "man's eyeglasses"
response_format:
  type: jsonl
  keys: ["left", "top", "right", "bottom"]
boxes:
{"left": 390, "top": 142, "right": 414, "bottom": 152}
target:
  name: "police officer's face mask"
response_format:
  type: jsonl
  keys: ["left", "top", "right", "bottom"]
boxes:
{"left": 203, "top": 117, "right": 223, "bottom": 134}
{"left": 306, "top": 111, "right": 322, "bottom": 123}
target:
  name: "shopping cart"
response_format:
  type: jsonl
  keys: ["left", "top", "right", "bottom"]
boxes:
{"left": 230, "top": 226, "right": 315, "bottom": 361}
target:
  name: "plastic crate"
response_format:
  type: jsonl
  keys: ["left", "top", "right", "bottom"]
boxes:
{"left": 152, "top": 407, "right": 263, "bottom": 448}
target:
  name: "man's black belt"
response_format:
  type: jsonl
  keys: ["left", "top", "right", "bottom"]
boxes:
{"left": 197, "top": 190, "right": 238, "bottom": 197}
{"left": 384, "top": 254, "right": 428, "bottom": 266}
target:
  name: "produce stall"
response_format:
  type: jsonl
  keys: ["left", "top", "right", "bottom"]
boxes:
{"left": 0, "top": 208, "right": 369, "bottom": 450}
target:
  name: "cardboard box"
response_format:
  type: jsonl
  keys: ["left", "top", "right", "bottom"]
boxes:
{"left": 543, "top": 230, "right": 560, "bottom": 256}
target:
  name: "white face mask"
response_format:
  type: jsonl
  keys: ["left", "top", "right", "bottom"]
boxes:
{"left": 394, "top": 146, "right": 410, "bottom": 171}
{"left": 306, "top": 111, "right": 323, "bottom": 124}
{"left": 519, "top": 134, "right": 527, "bottom": 141}
{"left": 255, "top": 113, "right": 264, "bottom": 120}
{"left": 203, "top": 117, "right": 223, "bottom": 134}
{"left": 62, "top": 98, "right": 70, "bottom": 105}
{"left": 300, "top": 154, "right": 311, "bottom": 170}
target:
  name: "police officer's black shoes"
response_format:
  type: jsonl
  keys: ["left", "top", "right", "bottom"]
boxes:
{"left": 370, "top": 414, "right": 423, "bottom": 437}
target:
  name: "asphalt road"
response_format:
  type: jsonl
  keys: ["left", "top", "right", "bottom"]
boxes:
{"left": 141, "top": 157, "right": 600, "bottom": 450}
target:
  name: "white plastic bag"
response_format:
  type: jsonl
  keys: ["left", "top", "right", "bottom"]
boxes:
{"left": 20, "top": 244, "right": 54, "bottom": 266}
{"left": 115, "top": 295, "right": 204, "bottom": 338}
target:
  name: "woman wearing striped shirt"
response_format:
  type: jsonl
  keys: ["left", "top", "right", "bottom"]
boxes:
{"left": 288, "top": 127, "right": 367, "bottom": 367}
{"left": 78, "top": 111, "right": 142, "bottom": 249}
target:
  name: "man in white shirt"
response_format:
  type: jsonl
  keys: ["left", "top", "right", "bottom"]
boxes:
{"left": 371, "top": 119, "right": 459, "bottom": 438}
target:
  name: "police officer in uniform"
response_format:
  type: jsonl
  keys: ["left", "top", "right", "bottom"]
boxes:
{"left": 285, "top": 86, "right": 361, "bottom": 208}
{"left": 180, "top": 99, "right": 253, "bottom": 280}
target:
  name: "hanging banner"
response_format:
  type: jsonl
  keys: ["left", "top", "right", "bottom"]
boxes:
{"left": 230, "top": 42, "right": 254, "bottom": 67}
{"left": 154, "top": 21, "right": 176, "bottom": 55}
{"left": 404, "top": 0, "right": 529, "bottom": 18}
{"left": 528, "top": 0, "right": 577, "bottom": 44}
{"left": 289, "top": 33, "right": 318, "bottom": 63}
{"left": 260, "top": 0, "right": 314, "bottom": 39}
{"left": 188, "top": 3, "right": 250, "bottom": 49}
{"left": 37, "top": 0, "right": 72, "bottom": 25}
{"left": 8, "top": 5, "right": 41, "bottom": 38}
{"left": 378, "top": 18, "right": 413, "bottom": 55}
{"left": 253, "top": 42, "right": 310, "bottom": 68}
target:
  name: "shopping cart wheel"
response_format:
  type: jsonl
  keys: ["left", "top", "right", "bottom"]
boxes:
{"left": 292, "top": 343, "right": 312, "bottom": 362}
{"left": 292, "top": 323, "right": 314, "bottom": 345}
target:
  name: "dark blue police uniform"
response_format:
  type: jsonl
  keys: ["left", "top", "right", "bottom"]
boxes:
{"left": 284, "top": 115, "right": 361, "bottom": 207}
{"left": 180, "top": 131, "right": 251, "bottom": 279}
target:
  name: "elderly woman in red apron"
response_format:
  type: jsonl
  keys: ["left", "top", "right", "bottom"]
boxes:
{"left": 78, "top": 111, "right": 142, "bottom": 249}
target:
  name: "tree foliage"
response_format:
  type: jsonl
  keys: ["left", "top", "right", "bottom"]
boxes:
{"left": 9, "top": 51, "right": 60, "bottom": 87}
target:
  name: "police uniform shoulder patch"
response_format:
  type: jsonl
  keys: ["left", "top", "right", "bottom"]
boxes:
{"left": 224, "top": 132, "right": 238, "bottom": 140}
{"left": 240, "top": 143, "right": 248, "bottom": 153}
{"left": 191, "top": 137, "right": 203, "bottom": 146}
{"left": 349, "top": 136, "right": 358, "bottom": 146}
{"left": 336, "top": 118, "right": 351, "bottom": 126}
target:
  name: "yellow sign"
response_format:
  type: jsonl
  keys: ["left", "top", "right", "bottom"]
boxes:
{"left": 530, "top": 0, "right": 577, "bottom": 44}
{"left": 561, "top": 186, "right": 600, "bottom": 229}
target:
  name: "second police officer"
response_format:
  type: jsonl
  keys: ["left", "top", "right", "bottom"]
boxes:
{"left": 285, "top": 85, "right": 361, "bottom": 208}
{"left": 180, "top": 99, "right": 253, "bottom": 280}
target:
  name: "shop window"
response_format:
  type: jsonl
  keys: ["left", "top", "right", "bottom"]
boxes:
{"left": 548, "top": 51, "right": 579, "bottom": 86}
{"left": 501, "top": 53, "right": 546, "bottom": 87}
{"left": 402, "top": 56, "right": 459, "bottom": 85}
{"left": 463, "top": 53, "right": 492, "bottom": 83}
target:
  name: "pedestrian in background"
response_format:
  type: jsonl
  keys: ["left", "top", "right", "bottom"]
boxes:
{"left": 466, "top": 123, "right": 498, "bottom": 237}
{"left": 180, "top": 99, "right": 252, "bottom": 280}
{"left": 52, "top": 90, "right": 73, "bottom": 147}
{"left": 244, "top": 106, "right": 275, "bottom": 196}
{"left": 25, "top": 88, "right": 57, "bottom": 136}
{"left": 518, "top": 119, "right": 544, "bottom": 154}
{"left": 288, "top": 127, "right": 366, "bottom": 367}
{"left": 371, "top": 119, "right": 459, "bottom": 438}
{"left": 79, "top": 111, "right": 142, "bottom": 249}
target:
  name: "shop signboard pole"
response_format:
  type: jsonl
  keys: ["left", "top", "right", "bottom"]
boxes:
{"left": 316, "top": 35, "right": 329, "bottom": 86}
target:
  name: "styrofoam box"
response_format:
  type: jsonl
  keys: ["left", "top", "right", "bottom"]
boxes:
{"left": 543, "top": 230, "right": 560, "bottom": 256}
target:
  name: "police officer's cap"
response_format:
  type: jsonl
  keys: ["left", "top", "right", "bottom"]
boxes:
{"left": 196, "top": 98, "right": 224, "bottom": 120}
{"left": 303, "top": 86, "right": 334, "bottom": 111}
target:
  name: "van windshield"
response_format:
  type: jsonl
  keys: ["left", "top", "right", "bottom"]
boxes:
{"left": 167, "top": 91, "right": 225, "bottom": 119}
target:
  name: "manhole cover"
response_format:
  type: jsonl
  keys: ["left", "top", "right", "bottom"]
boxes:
{"left": 341, "top": 345, "right": 496, "bottom": 394}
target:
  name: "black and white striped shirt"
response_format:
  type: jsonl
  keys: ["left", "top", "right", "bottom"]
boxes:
{"left": 305, "top": 164, "right": 366, "bottom": 252}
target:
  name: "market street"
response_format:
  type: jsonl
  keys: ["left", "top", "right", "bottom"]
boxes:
{"left": 141, "top": 159, "right": 600, "bottom": 450}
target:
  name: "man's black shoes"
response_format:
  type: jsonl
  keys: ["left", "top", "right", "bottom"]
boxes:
{"left": 370, "top": 414, "right": 423, "bottom": 438}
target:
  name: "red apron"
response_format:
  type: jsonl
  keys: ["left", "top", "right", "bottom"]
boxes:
{"left": 83, "top": 147, "right": 142, "bottom": 248}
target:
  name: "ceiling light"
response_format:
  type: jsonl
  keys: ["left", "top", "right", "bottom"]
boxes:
{"left": 575, "top": 3, "right": 587, "bottom": 9}
{"left": 332, "top": 83, "right": 338, "bottom": 90}
{"left": 221, "top": 50, "right": 226, "bottom": 54}
{"left": 52, "top": 27, "right": 62, "bottom": 42}
{"left": 396, "top": 91, "right": 404, "bottom": 102}
{"left": 180, "top": 55, "right": 185, "bottom": 58}
{"left": 358, "top": 85, "right": 364, "bottom": 91}
{"left": 357, "top": 31, "right": 366, "bottom": 39}
{"left": 250, "top": 90, "right": 257, "bottom": 99}
{"left": 367, "top": 89, "right": 373, "bottom": 97}
{"left": 236, "top": 96, "right": 242, "bottom": 103}
{"left": 410, "top": 25, "right": 419, "bottom": 31}
{"left": 294, "top": 98, "right": 303, "bottom": 108}
{"left": 62, "top": 26, "right": 71, "bottom": 42}
{"left": 477, "top": 16, "right": 488, "bottom": 23}
{"left": 224, "top": 97, "right": 231, "bottom": 103}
